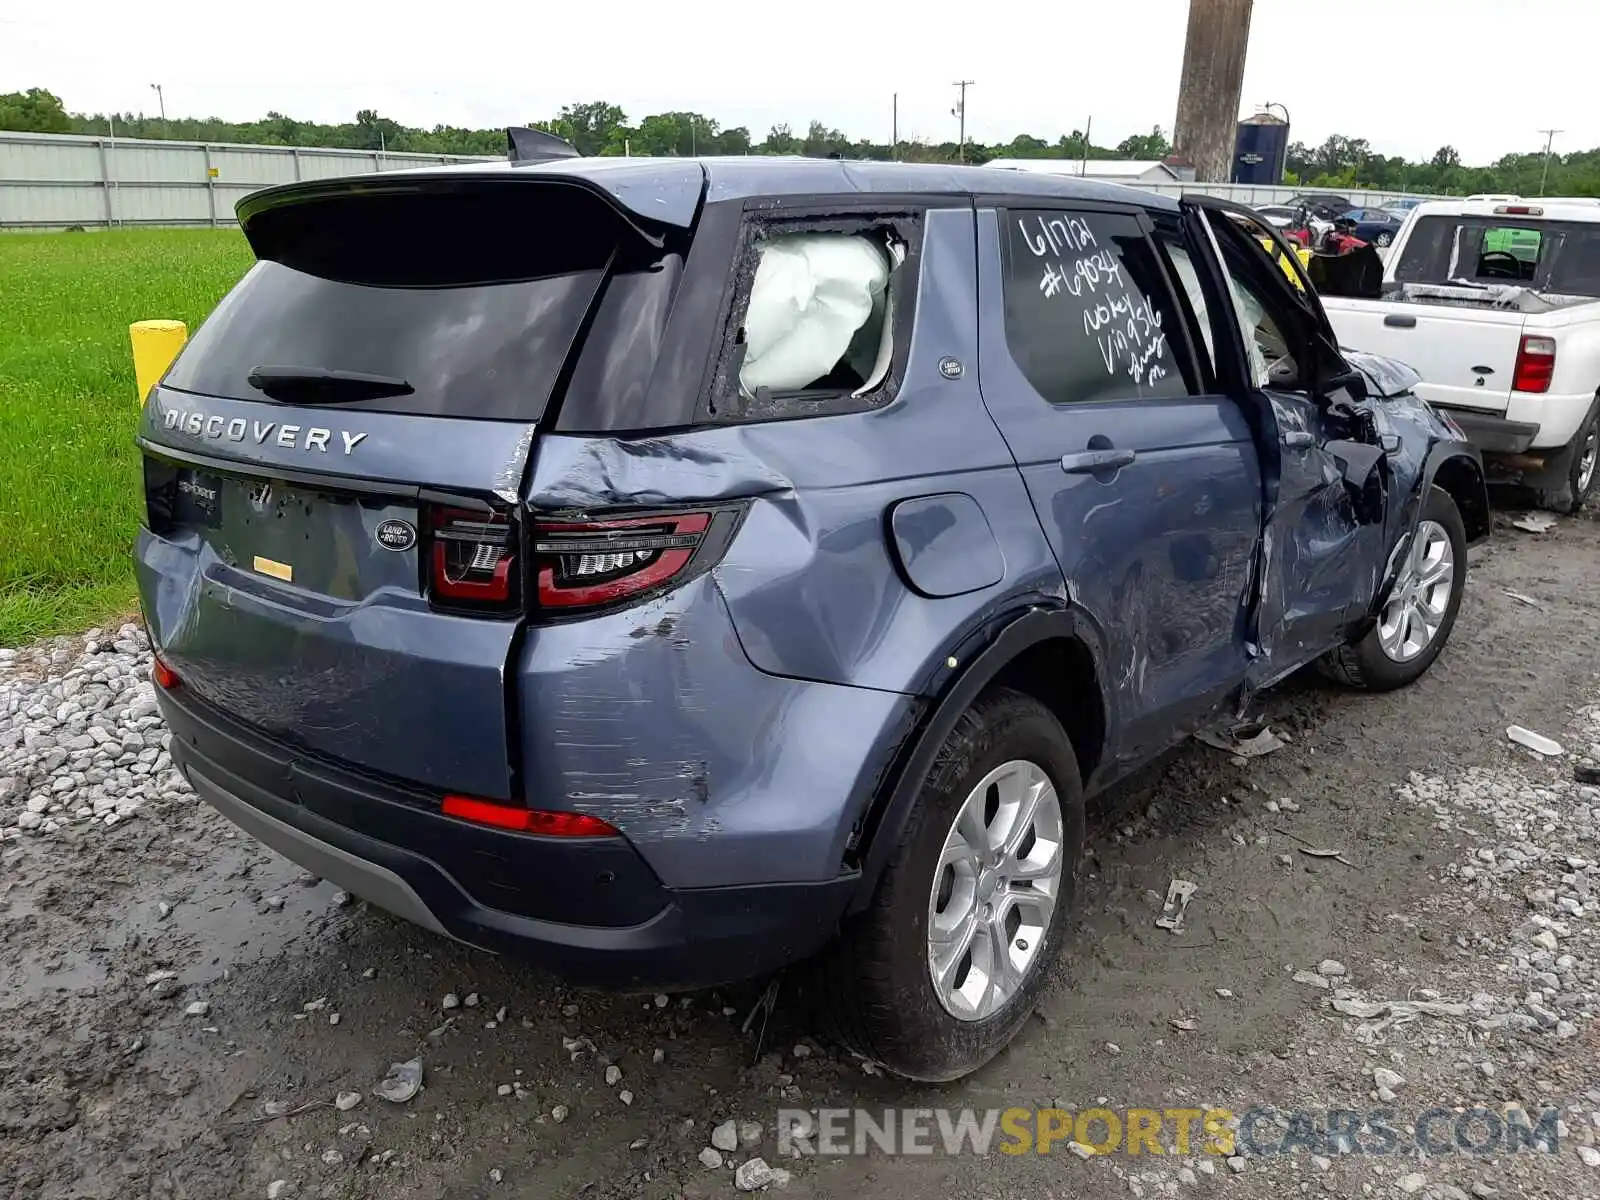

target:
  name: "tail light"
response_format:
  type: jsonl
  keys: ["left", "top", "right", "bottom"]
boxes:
{"left": 429, "top": 505, "right": 518, "bottom": 609}
{"left": 442, "top": 794, "right": 619, "bottom": 837}
{"left": 1512, "top": 335, "right": 1556, "bottom": 394}
{"left": 152, "top": 653, "right": 180, "bottom": 690}
{"left": 531, "top": 508, "right": 741, "bottom": 615}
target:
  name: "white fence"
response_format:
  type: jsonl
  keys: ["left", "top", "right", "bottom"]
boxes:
{"left": 0, "top": 130, "right": 494, "bottom": 229}
{"left": 0, "top": 129, "right": 1435, "bottom": 230}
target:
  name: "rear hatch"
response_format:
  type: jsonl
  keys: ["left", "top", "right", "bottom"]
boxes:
{"left": 136, "top": 168, "right": 699, "bottom": 799}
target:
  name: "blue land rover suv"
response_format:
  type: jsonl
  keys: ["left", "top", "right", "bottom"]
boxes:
{"left": 135, "top": 154, "right": 1488, "bottom": 1080}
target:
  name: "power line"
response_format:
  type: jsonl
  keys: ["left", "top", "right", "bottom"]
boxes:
{"left": 951, "top": 80, "right": 974, "bottom": 163}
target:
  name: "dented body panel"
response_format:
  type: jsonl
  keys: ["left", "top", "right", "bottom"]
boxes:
{"left": 513, "top": 575, "right": 910, "bottom": 890}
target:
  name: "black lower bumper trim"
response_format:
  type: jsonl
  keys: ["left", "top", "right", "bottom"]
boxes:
{"left": 1434, "top": 406, "right": 1541, "bottom": 455}
{"left": 159, "top": 686, "right": 854, "bottom": 990}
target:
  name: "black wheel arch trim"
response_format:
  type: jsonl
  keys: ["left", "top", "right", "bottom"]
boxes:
{"left": 845, "top": 605, "right": 1094, "bottom": 915}
{"left": 1421, "top": 440, "right": 1491, "bottom": 544}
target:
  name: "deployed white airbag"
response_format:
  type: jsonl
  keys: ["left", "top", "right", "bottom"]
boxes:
{"left": 739, "top": 233, "right": 893, "bottom": 395}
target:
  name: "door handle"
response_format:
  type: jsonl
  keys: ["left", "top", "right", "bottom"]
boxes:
{"left": 1282, "top": 430, "right": 1315, "bottom": 449}
{"left": 1383, "top": 313, "right": 1417, "bottom": 328}
{"left": 1060, "top": 448, "right": 1136, "bottom": 474}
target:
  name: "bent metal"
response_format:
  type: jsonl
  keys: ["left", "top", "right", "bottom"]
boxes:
{"left": 162, "top": 408, "right": 368, "bottom": 455}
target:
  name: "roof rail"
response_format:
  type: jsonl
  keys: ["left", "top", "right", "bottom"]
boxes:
{"left": 505, "top": 127, "right": 581, "bottom": 164}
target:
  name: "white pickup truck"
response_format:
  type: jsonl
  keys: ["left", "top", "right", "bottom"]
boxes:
{"left": 1321, "top": 198, "right": 1600, "bottom": 512}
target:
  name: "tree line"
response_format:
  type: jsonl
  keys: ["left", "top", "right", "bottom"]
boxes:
{"left": 3, "top": 87, "right": 1597, "bottom": 198}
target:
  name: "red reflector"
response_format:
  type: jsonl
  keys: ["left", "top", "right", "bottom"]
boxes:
{"left": 441, "top": 794, "right": 619, "bottom": 837}
{"left": 152, "top": 656, "right": 180, "bottom": 690}
{"left": 1512, "top": 334, "right": 1556, "bottom": 394}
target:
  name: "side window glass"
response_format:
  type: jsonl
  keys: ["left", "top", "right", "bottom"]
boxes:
{"left": 1002, "top": 209, "right": 1192, "bottom": 405}
{"left": 1197, "top": 212, "right": 1302, "bottom": 391}
{"left": 1161, "top": 243, "right": 1216, "bottom": 372}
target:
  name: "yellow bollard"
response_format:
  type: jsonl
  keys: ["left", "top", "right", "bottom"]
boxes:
{"left": 130, "top": 319, "right": 188, "bottom": 404}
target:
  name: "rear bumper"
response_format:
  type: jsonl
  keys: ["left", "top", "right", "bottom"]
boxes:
{"left": 159, "top": 685, "right": 854, "bottom": 990}
{"left": 1433, "top": 406, "right": 1541, "bottom": 454}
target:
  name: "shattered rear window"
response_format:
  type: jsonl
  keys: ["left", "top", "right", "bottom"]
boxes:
{"left": 737, "top": 231, "right": 905, "bottom": 399}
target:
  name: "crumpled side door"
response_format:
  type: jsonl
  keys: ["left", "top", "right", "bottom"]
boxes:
{"left": 1177, "top": 196, "right": 1391, "bottom": 687}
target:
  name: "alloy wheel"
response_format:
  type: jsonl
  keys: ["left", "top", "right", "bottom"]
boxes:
{"left": 926, "top": 759, "right": 1064, "bottom": 1022}
{"left": 1376, "top": 519, "right": 1454, "bottom": 663}
{"left": 1578, "top": 425, "right": 1598, "bottom": 496}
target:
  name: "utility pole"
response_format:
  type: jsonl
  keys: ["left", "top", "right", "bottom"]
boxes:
{"left": 150, "top": 83, "right": 165, "bottom": 120}
{"left": 1081, "top": 115, "right": 1092, "bottom": 178}
{"left": 1172, "top": 0, "right": 1256, "bottom": 182}
{"left": 952, "top": 80, "right": 974, "bottom": 163}
{"left": 1538, "top": 128, "right": 1562, "bottom": 196}
{"left": 892, "top": 93, "right": 898, "bottom": 161}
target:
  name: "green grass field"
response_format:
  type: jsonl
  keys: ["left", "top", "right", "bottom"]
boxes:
{"left": 0, "top": 229, "right": 254, "bottom": 645}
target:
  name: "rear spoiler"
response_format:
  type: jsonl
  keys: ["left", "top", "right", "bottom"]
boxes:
{"left": 506, "top": 127, "right": 581, "bottom": 164}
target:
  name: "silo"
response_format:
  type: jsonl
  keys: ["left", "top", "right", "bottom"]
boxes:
{"left": 1233, "top": 111, "right": 1289, "bottom": 185}
{"left": 1172, "top": 0, "right": 1256, "bottom": 183}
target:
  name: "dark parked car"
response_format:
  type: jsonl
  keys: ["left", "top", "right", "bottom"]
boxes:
{"left": 1284, "top": 192, "right": 1354, "bottom": 221}
{"left": 135, "top": 156, "right": 1488, "bottom": 1081}
{"left": 1340, "top": 207, "right": 1407, "bottom": 247}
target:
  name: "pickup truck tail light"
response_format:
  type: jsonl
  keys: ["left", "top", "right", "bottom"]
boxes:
{"left": 1512, "top": 335, "right": 1557, "bottom": 394}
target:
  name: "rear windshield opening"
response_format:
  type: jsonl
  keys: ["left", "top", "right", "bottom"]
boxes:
{"left": 164, "top": 182, "right": 682, "bottom": 423}
{"left": 1393, "top": 215, "right": 1600, "bottom": 297}
{"left": 737, "top": 230, "right": 905, "bottom": 401}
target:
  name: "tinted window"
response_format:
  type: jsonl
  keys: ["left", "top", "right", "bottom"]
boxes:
{"left": 165, "top": 261, "right": 605, "bottom": 421}
{"left": 1002, "top": 209, "right": 1190, "bottom": 405}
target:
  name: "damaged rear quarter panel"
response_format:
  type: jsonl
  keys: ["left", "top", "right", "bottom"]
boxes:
{"left": 514, "top": 574, "right": 908, "bottom": 889}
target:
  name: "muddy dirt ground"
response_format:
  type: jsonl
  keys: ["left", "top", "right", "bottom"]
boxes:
{"left": 5, "top": 509, "right": 1600, "bottom": 1200}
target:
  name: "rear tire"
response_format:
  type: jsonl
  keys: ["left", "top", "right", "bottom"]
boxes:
{"left": 1538, "top": 406, "right": 1598, "bottom": 515}
{"left": 1375, "top": 231, "right": 1394, "bottom": 247}
{"left": 1319, "top": 486, "right": 1467, "bottom": 691}
{"left": 815, "top": 688, "right": 1084, "bottom": 1082}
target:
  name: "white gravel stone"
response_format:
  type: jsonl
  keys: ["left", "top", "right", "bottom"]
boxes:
{"left": 711, "top": 1120, "right": 738, "bottom": 1152}
{"left": 604, "top": 1065, "right": 623, "bottom": 1086}
{"left": 1580, "top": 1146, "right": 1600, "bottom": 1168}
{"left": 698, "top": 1147, "right": 724, "bottom": 1169}
{"left": 1372, "top": 1067, "right": 1406, "bottom": 1092}
{"left": 735, "top": 1158, "right": 775, "bottom": 1191}
{"left": 1398, "top": 1173, "right": 1427, "bottom": 1194}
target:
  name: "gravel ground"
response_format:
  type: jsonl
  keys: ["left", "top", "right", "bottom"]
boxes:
{"left": 5, "top": 511, "right": 1600, "bottom": 1200}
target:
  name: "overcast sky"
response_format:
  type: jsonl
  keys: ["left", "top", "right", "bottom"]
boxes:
{"left": 1, "top": 0, "right": 1589, "bottom": 164}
